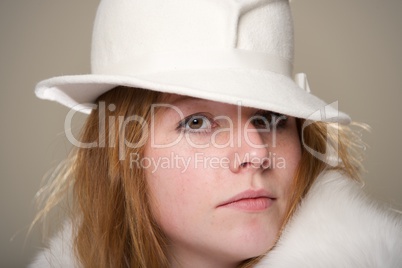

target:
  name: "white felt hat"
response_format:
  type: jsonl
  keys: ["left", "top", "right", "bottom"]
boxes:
{"left": 35, "top": 0, "right": 350, "bottom": 123}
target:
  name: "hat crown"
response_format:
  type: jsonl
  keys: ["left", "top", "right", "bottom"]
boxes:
{"left": 35, "top": 0, "right": 350, "bottom": 123}
{"left": 91, "top": 0, "right": 294, "bottom": 75}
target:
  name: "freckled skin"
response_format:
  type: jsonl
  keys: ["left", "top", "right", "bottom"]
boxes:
{"left": 145, "top": 95, "right": 301, "bottom": 268}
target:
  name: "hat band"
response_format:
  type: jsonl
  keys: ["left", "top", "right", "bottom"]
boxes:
{"left": 93, "top": 49, "right": 293, "bottom": 77}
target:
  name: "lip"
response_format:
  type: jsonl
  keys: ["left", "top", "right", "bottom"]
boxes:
{"left": 217, "top": 189, "right": 276, "bottom": 212}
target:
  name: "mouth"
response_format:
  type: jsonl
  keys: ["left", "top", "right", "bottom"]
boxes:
{"left": 217, "top": 189, "right": 276, "bottom": 212}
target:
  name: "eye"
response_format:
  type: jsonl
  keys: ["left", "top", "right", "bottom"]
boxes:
{"left": 251, "top": 111, "right": 288, "bottom": 129}
{"left": 177, "top": 113, "right": 215, "bottom": 133}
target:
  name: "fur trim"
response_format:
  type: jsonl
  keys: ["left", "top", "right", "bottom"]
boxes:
{"left": 256, "top": 171, "right": 402, "bottom": 267}
{"left": 29, "top": 171, "right": 402, "bottom": 267}
{"left": 29, "top": 222, "right": 76, "bottom": 268}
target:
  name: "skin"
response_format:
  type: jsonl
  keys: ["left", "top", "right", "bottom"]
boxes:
{"left": 144, "top": 94, "right": 301, "bottom": 268}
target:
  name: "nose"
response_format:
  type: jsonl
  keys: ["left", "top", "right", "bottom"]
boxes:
{"left": 229, "top": 121, "right": 271, "bottom": 174}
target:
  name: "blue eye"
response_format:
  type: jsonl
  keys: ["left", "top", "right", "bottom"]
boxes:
{"left": 252, "top": 111, "right": 288, "bottom": 129}
{"left": 178, "top": 113, "right": 214, "bottom": 133}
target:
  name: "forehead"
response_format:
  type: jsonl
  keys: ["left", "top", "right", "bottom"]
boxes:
{"left": 160, "top": 93, "right": 255, "bottom": 113}
{"left": 162, "top": 93, "right": 211, "bottom": 105}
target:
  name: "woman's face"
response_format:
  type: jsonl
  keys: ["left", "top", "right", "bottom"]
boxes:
{"left": 143, "top": 95, "right": 301, "bottom": 267}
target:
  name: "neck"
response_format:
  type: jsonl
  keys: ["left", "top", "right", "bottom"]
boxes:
{"left": 168, "top": 245, "right": 241, "bottom": 268}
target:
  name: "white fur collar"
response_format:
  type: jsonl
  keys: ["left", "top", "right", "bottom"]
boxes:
{"left": 30, "top": 171, "right": 402, "bottom": 267}
{"left": 256, "top": 171, "right": 402, "bottom": 268}
{"left": 29, "top": 222, "right": 76, "bottom": 268}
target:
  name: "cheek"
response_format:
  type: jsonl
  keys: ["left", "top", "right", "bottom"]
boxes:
{"left": 146, "top": 164, "right": 216, "bottom": 246}
{"left": 282, "top": 137, "right": 301, "bottom": 171}
{"left": 281, "top": 142, "right": 301, "bottom": 199}
{"left": 146, "top": 163, "right": 185, "bottom": 232}
{"left": 144, "top": 146, "right": 204, "bottom": 231}
{"left": 282, "top": 119, "right": 301, "bottom": 162}
{"left": 269, "top": 125, "right": 301, "bottom": 171}
{"left": 270, "top": 122, "right": 302, "bottom": 197}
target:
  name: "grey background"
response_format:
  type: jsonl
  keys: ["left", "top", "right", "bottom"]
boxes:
{"left": 1, "top": 0, "right": 401, "bottom": 267}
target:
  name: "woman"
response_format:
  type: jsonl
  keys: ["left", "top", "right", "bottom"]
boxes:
{"left": 31, "top": 0, "right": 402, "bottom": 267}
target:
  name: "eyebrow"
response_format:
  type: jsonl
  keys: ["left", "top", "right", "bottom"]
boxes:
{"left": 166, "top": 95, "right": 206, "bottom": 106}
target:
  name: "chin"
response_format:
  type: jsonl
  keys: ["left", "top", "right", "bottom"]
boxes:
{"left": 226, "top": 228, "right": 278, "bottom": 261}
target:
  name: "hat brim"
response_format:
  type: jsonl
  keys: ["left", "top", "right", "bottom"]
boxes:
{"left": 35, "top": 69, "right": 351, "bottom": 124}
